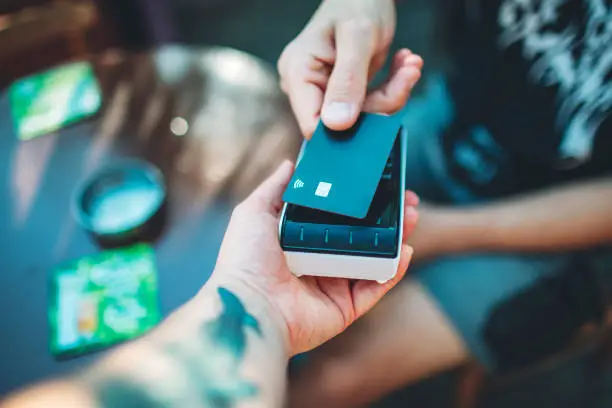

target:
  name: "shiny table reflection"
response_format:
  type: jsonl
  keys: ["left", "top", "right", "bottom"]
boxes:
{"left": 0, "top": 45, "right": 301, "bottom": 394}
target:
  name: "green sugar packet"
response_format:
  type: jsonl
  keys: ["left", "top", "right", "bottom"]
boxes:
{"left": 49, "top": 244, "right": 161, "bottom": 358}
{"left": 9, "top": 61, "right": 102, "bottom": 141}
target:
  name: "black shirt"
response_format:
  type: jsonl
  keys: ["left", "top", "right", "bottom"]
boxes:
{"left": 442, "top": 0, "right": 612, "bottom": 198}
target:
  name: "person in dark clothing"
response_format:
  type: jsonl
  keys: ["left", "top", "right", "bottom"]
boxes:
{"left": 278, "top": 1, "right": 612, "bottom": 406}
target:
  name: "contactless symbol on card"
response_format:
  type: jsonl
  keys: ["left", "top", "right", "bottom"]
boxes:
{"left": 293, "top": 179, "right": 305, "bottom": 189}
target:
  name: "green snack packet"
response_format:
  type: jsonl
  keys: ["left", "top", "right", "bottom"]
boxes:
{"left": 9, "top": 61, "right": 102, "bottom": 141}
{"left": 49, "top": 244, "right": 161, "bottom": 358}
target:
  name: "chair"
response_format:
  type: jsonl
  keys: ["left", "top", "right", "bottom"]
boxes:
{"left": 0, "top": 0, "right": 97, "bottom": 86}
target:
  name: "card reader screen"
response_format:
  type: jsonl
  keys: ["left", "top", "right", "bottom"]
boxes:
{"left": 284, "top": 180, "right": 399, "bottom": 228}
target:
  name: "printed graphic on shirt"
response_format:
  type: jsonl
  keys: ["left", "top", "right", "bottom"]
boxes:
{"left": 453, "top": 125, "right": 507, "bottom": 186}
{"left": 498, "top": 0, "right": 612, "bottom": 163}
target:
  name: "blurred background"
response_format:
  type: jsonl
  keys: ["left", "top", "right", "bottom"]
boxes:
{"left": 0, "top": 1, "right": 610, "bottom": 407}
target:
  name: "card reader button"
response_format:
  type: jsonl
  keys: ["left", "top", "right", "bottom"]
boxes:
{"left": 283, "top": 223, "right": 323, "bottom": 247}
{"left": 326, "top": 227, "right": 347, "bottom": 248}
{"left": 348, "top": 228, "right": 373, "bottom": 251}
{"left": 282, "top": 223, "right": 303, "bottom": 246}
{"left": 375, "top": 228, "right": 397, "bottom": 251}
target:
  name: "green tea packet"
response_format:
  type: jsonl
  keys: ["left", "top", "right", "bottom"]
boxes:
{"left": 9, "top": 61, "right": 102, "bottom": 140}
{"left": 49, "top": 244, "right": 161, "bottom": 358}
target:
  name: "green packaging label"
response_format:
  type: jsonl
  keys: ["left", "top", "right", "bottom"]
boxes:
{"left": 49, "top": 244, "right": 161, "bottom": 357}
{"left": 9, "top": 61, "right": 102, "bottom": 140}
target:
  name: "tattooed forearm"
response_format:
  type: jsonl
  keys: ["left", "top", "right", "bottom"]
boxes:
{"left": 89, "top": 288, "right": 266, "bottom": 408}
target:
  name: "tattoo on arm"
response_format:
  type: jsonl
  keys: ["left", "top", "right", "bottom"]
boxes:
{"left": 91, "top": 288, "right": 263, "bottom": 408}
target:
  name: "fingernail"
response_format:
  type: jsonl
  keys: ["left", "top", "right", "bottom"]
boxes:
{"left": 275, "top": 160, "right": 294, "bottom": 176}
{"left": 322, "top": 102, "right": 355, "bottom": 125}
{"left": 397, "top": 49, "right": 412, "bottom": 59}
{"left": 404, "top": 55, "right": 423, "bottom": 67}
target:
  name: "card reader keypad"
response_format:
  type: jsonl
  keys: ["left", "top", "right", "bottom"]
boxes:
{"left": 282, "top": 222, "right": 397, "bottom": 255}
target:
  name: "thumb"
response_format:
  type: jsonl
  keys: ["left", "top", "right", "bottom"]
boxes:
{"left": 246, "top": 160, "right": 294, "bottom": 214}
{"left": 352, "top": 244, "right": 413, "bottom": 318}
{"left": 321, "top": 21, "right": 375, "bottom": 130}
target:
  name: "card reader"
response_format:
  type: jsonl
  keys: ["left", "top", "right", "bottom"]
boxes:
{"left": 278, "top": 127, "right": 407, "bottom": 282}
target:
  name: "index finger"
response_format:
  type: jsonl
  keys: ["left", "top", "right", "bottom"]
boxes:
{"left": 286, "top": 79, "right": 324, "bottom": 139}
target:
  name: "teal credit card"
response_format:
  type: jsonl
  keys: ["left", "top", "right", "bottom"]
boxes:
{"left": 283, "top": 113, "right": 401, "bottom": 219}
{"left": 9, "top": 61, "right": 102, "bottom": 140}
{"left": 49, "top": 244, "right": 161, "bottom": 358}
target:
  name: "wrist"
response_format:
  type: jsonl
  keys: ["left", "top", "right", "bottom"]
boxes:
{"left": 197, "top": 272, "right": 290, "bottom": 357}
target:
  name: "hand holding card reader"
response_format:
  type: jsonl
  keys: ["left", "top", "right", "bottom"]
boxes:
{"left": 279, "top": 113, "right": 407, "bottom": 282}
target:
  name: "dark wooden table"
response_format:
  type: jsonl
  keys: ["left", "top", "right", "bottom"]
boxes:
{"left": 0, "top": 45, "right": 301, "bottom": 394}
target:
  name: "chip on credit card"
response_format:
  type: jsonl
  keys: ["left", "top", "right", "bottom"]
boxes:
{"left": 282, "top": 113, "right": 401, "bottom": 219}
